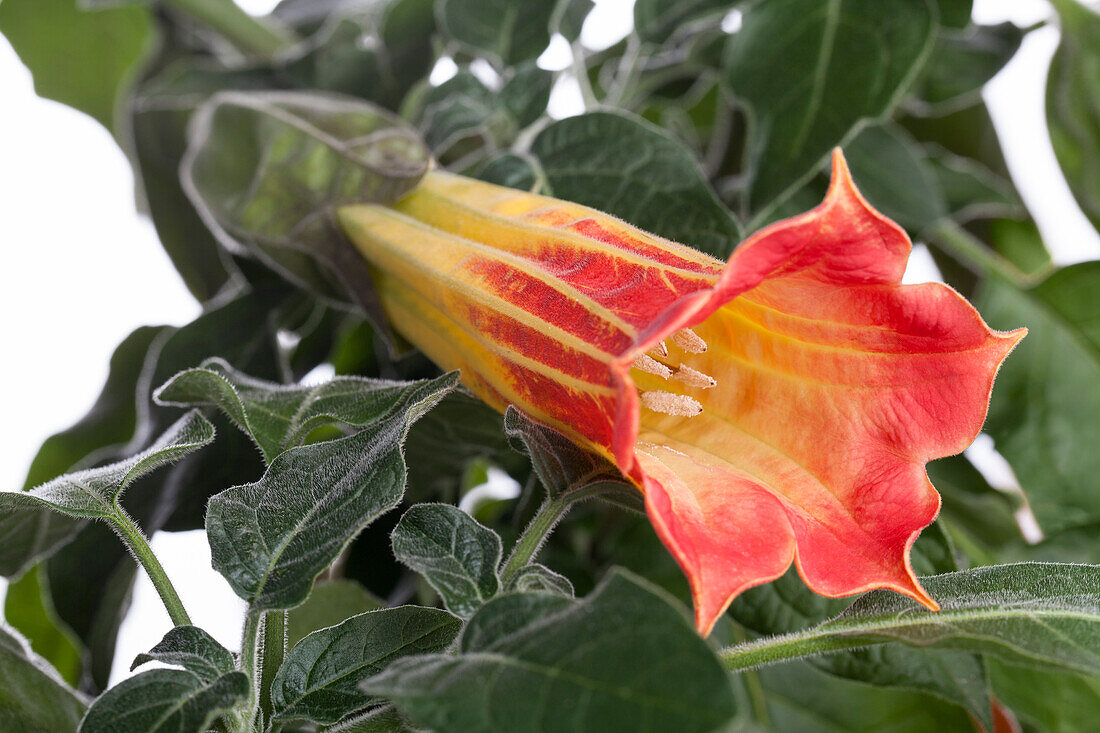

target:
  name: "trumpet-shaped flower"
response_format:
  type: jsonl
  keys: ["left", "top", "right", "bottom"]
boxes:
{"left": 338, "top": 151, "right": 1024, "bottom": 635}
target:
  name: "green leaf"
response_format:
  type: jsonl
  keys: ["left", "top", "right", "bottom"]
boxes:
{"left": 403, "top": 71, "right": 515, "bottom": 163}
{"left": 1047, "top": 0, "right": 1100, "bottom": 232}
{"left": 926, "top": 148, "right": 1022, "bottom": 223}
{"left": 130, "top": 626, "right": 235, "bottom": 683}
{"left": 206, "top": 373, "right": 458, "bottom": 610}
{"left": 504, "top": 407, "right": 636, "bottom": 506}
{"left": 529, "top": 112, "right": 743, "bottom": 258}
{"left": 844, "top": 123, "right": 948, "bottom": 231}
{"left": 499, "top": 62, "right": 553, "bottom": 128}
{"left": 391, "top": 504, "right": 502, "bottom": 617}
{"left": 0, "top": 411, "right": 213, "bottom": 521}
{"left": 510, "top": 564, "right": 575, "bottom": 596}
{"left": 182, "top": 90, "right": 430, "bottom": 320}
{"left": 927, "top": 454, "right": 1023, "bottom": 561}
{"left": 3, "top": 567, "right": 82, "bottom": 688}
{"left": 157, "top": 357, "right": 455, "bottom": 464}
{"left": 977, "top": 263, "right": 1100, "bottom": 534}
{"left": 633, "top": 0, "right": 731, "bottom": 43}
{"left": 758, "top": 661, "right": 975, "bottom": 733}
{"left": 935, "top": 0, "right": 973, "bottom": 29}
{"left": 271, "top": 606, "right": 461, "bottom": 725}
{"left": 458, "top": 592, "right": 575, "bottom": 653}
{"left": 287, "top": 579, "right": 383, "bottom": 649}
{"left": 0, "top": 624, "right": 85, "bottom": 732}
{"left": 364, "top": 569, "right": 737, "bottom": 733}
{"left": 0, "top": 327, "right": 164, "bottom": 578}
{"left": 726, "top": 0, "right": 935, "bottom": 216}
{"left": 78, "top": 669, "right": 248, "bottom": 733}
{"left": 477, "top": 151, "right": 541, "bottom": 191}
{"left": 722, "top": 563, "right": 1100, "bottom": 678}
{"left": 989, "top": 659, "right": 1100, "bottom": 733}
{"left": 0, "top": 0, "right": 153, "bottom": 131}
{"left": 436, "top": 0, "right": 559, "bottom": 64}
{"left": 914, "top": 22, "right": 1024, "bottom": 114}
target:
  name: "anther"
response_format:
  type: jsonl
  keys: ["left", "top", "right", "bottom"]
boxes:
{"left": 632, "top": 354, "right": 672, "bottom": 379}
{"left": 640, "top": 390, "right": 703, "bottom": 417}
{"left": 647, "top": 340, "right": 669, "bottom": 358}
{"left": 673, "top": 364, "right": 716, "bottom": 389}
{"left": 672, "top": 328, "right": 707, "bottom": 353}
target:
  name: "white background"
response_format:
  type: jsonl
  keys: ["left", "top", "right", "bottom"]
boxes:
{"left": 0, "top": 0, "right": 1097, "bottom": 686}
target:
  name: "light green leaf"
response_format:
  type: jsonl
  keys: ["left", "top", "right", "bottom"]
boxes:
{"left": 364, "top": 569, "right": 737, "bottom": 733}
{"left": 78, "top": 669, "right": 248, "bottom": 733}
{"left": 271, "top": 606, "right": 460, "bottom": 725}
{"left": 0, "top": 411, "right": 213, "bottom": 521}
{"left": 510, "top": 564, "right": 574, "bottom": 596}
{"left": 989, "top": 659, "right": 1100, "bottom": 733}
{"left": 391, "top": 504, "right": 502, "bottom": 617}
{"left": 3, "top": 566, "right": 82, "bottom": 688}
{"left": 1047, "top": 0, "right": 1100, "bottom": 232}
{"left": 529, "top": 112, "right": 743, "bottom": 258}
{"left": 726, "top": 0, "right": 935, "bottom": 217}
{"left": 182, "top": 90, "right": 430, "bottom": 319}
{"left": 287, "top": 580, "right": 383, "bottom": 649}
{"left": 130, "top": 626, "right": 235, "bottom": 684}
{"left": 722, "top": 563, "right": 1100, "bottom": 677}
{"left": 0, "top": 0, "right": 153, "bottom": 131}
{"left": 978, "top": 263, "right": 1100, "bottom": 534}
{"left": 0, "top": 624, "right": 85, "bottom": 733}
{"left": 206, "top": 373, "right": 458, "bottom": 610}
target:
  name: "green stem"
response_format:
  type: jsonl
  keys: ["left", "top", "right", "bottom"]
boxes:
{"left": 720, "top": 630, "right": 874, "bottom": 672}
{"left": 926, "top": 220, "right": 1037, "bottom": 288}
{"left": 730, "top": 626, "right": 770, "bottom": 726}
{"left": 259, "top": 611, "right": 286, "bottom": 725}
{"left": 162, "top": 0, "right": 297, "bottom": 59}
{"left": 499, "top": 494, "right": 571, "bottom": 587}
{"left": 110, "top": 508, "right": 191, "bottom": 627}
{"left": 236, "top": 610, "right": 264, "bottom": 733}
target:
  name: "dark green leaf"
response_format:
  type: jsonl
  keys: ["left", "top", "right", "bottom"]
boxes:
{"left": 926, "top": 148, "right": 1021, "bottom": 223}
{"left": 78, "top": 669, "right": 248, "bottom": 733}
{"left": 529, "top": 112, "right": 742, "bottom": 258}
{"left": 458, "top": 592, "right": 574, "bottom": 652}
{"left": 726, "top": 0, "right": 934, "bottom": 216}
{"left": 0, "top": 411, "right": 213, "bottom": 521}
{"left": 0, "top": 0, "right": 153, "bottom": 131}
{"left": 182, "top": 90, "right": 430, "bottom": 321}
{"left": 983, "top": 217, "right": 1054, "bottom": 276}
{"left": 499, "top": 62, "right": 552, "bottom": 128}
{"left": 914, "top": 22, "right": 1024, "bottom": 114}
{"left": 130, "top": 626, "right": 235, "bottom": 683}
{"left": 3, "top": 567, "right": 82, "bottom": 688}
{"left": 477, "top": 151, "right": 541, "bottom": 191}
{"left": 364, "top": 569, "right": 737, "bottom": 733}
{"left": 978, "top": 263, "right": 1100, "bottom": 533}
{"left": 634, "top": 0, "right": 730, "bottom": 43}
{"left": 287, "top": 579, "right": 382, "bottom": 649}
{"left": 927, "top": 454, "right": 1023, "bottom": 562}
{"left": 844, "top": 123, "right": 948, "bottom": 231}
{"left": 1047, "top": 0, "right": 1100, "bottom": 231}
{"left": 206, "top": 373, "right": 458, "bottom": 610}
{"left": 436, "top": 0, "right": 557, "bottom": 64}
{"left": 935, "top": 0, "right": 973, "bottom": 29}
{"left": 271, "top": 606, "right": 460, "bottom": 725}
{"left": 0, "top": 624, "right": 85, "bottom": 732}
{"left": 403, "top": 71, "right": 515, "bottom": 163}
{"left": 723, "top": 563, "right": 1100, "bottom": 677}
{"left": 504, "top": 407, "right": 635, "bottom": 505}
{"left": 391, "top": 504, "right": 502, "bottom": 617}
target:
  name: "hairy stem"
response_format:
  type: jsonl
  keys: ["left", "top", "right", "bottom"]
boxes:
{"left": 110, "top": 508, "right": 191, "bottom": 627}
{"left": 162, "top": 0, "right": 297, "bottom": 59}
{"left": 236, "top": 610, "right": 264, "bottom": 733}
{"left": 259, "top": 611, "right": 287, "bottom": 725}
{"left": 499, "top": 494, "right": 572, "bottom": 587}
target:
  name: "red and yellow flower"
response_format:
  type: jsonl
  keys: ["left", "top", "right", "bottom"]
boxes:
{"left": 338, "top": 151, "right": 1024, "bottom": 635}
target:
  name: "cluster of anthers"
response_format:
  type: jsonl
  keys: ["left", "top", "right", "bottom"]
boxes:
{"left": 632, "top": 327, "right": 716, "bottom": 418}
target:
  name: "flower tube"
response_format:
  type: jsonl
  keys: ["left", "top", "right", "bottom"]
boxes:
{"left": 338, "top": 150, "right": 1024, "bottom": 635}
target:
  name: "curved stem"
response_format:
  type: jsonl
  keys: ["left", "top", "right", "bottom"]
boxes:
{"left": 259, "top": 611, "right": 286, "bottom": 725}
{"left": 162, "top": 0, "right": 297, "bottom": 59}
{"left": 110, "top": 508, "right": 191, "bottom": 627}
{"left": 925, "top": 220, "right": 1040, "bottom": 288}
{"left": 720, "top": 630, "right": 873, "bottom": 672}
{"left": 499, "top": 494, "right": 571, "bottom": 587}
{"left": 236, "top": 610, "right": 264, "bottom": 733}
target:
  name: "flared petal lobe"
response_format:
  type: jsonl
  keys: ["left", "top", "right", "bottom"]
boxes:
{"left": 338, "top": 151, "right": 1023, "bottom": 636}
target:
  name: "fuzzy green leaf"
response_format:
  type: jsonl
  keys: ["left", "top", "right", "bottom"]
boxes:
{"left": 391, "top": 504, "right": 502, "bottom": 617}
{"left": 271, "top": 606, "right": 460, "bottom": 725}
{"left": 0, "top": 624, "right": 85, "bottom": 733}
{"left": 78, "top": 669, "right": 248, "bottom": 733}
{"left": 364, "top": 569, "right": 737, "bottom": 732}
{"left": 206, "top": 373, "right": 458, "bottom": 610}
{"left": 130, "top": 626, "right": 235, "bottom": 684}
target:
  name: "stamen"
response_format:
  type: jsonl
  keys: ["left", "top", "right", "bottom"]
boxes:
{"left": 640, "top": 390, "right": 703, "bottom": 417}
{"left": 632, "top": 354, "right": 672, "bottom": 379}
{"left": 672, "top": 328, "right": 707, "bottom": 353}
{"left": 647, "top": 340, "right": 669, "bottom": 358}
{"left": 673, "top": 364, "right": 717, "bottom": 389}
